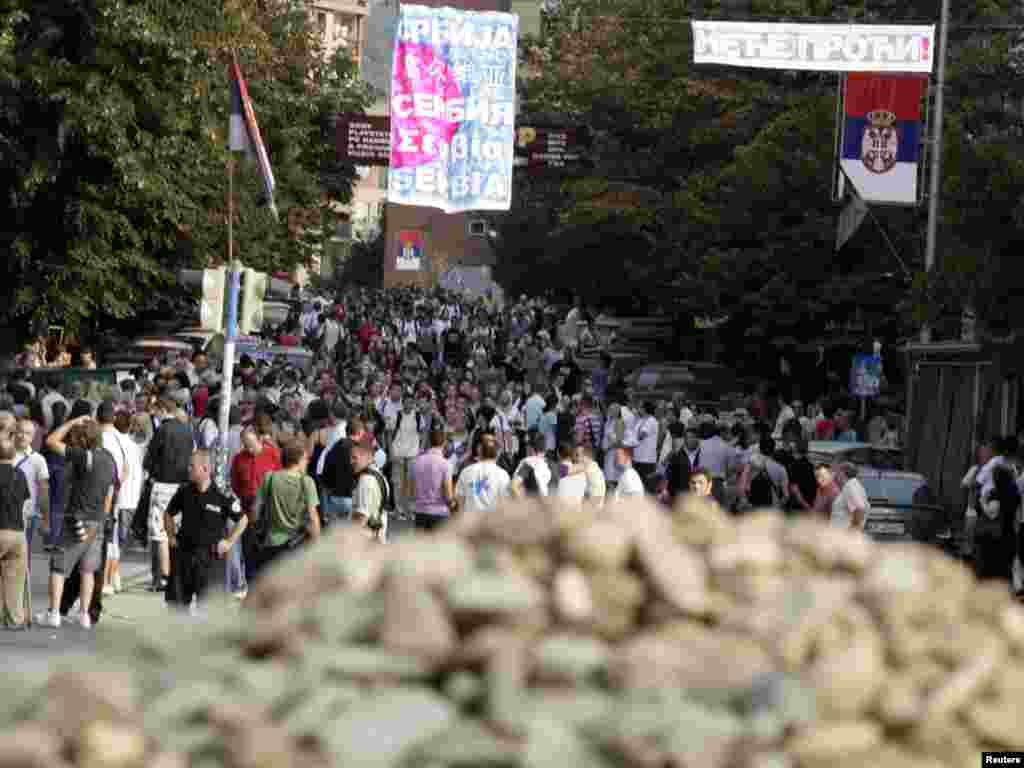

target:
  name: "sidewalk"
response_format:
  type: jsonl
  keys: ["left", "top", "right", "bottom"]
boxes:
{"left": 0, "top": 541, "right": 168, "bottom": 674}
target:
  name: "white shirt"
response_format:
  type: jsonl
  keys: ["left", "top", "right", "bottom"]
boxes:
{"left": 456, "top": 461, "right": 511, "bottom": 514}
{"left": 391, "top": 410, "right": 421, "bottom": 459}
{"left": 515, "top": 456, "right": 552, "bottom": 496}
{"left": 634, "top": 415, "right": 659, "bottom": 464}
{"left": 614, "top": 466, "right": 645, "bottom": 500}
{"left": 198, "top": 418, "right": 219, "bottom": 452}
{"left": 583, "top": 459, "right": 606, "bottom": 505}
{"left": 380, "top": 399, "right": 401, "bottom": 429}
{"left": 321, "top": 319, "right": 341, "bottom": 351}
{"left": 13, "top": 450, "right": 48, "bottom": 519}
{"left": 117, "top": 439, "right": 145, "bottom": 510}
{"left": 101, "top": 429, "right": 133, "bottom": 510}
{"left": 976, "top": 456, "right": 1005, "bottom": 497}
{"left": 773, "top": 405, "right": 795, "bottom": 438}
{"left": 556, "top": 469, "right": 587, "bottom": 506}
{"left": 831, "top": 478, "right": 870, "bottom": 530}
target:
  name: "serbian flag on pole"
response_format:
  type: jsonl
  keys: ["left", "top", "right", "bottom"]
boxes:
{"left": 840, "top": 74, "right": 927, "bottom": 205}
{"left": 230, "top": 53, "right": 278, "bottom": 220}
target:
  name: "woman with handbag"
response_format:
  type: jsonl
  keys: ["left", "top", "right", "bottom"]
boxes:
{"left": 248, "top": 438, "right": 321, "bottom": 580}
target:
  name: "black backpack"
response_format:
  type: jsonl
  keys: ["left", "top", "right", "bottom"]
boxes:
{"left": 516, "top": 461, "right": 542, "bottom": 496}
{"left": 749, "top": 468, "right": 780, "bottom": 508}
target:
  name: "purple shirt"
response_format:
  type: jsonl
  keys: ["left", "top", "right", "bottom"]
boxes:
{"left": 414, "top": 448, "right": 451, "bottom": 517}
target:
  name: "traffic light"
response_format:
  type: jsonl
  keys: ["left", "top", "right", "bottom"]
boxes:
{"left": 178, "top": 268, "right": 226, "bottom": 332}
{"left": 238, "top": 268, "right": 267, "bottom": 335}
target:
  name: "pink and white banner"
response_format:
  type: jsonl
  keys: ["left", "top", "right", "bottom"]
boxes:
{"left": 388, "top": 5, "right": 518, "bottom": 213}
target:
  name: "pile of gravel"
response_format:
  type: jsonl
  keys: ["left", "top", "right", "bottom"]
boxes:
{"left": 2, "top": 496, "right": 1023, "bottom": 768}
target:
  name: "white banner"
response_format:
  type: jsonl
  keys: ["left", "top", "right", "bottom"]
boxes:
{"left": 692, "top": 21, "right": 935, "bottom": 73}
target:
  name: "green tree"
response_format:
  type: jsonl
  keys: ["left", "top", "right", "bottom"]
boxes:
{"left": 0, "top": 0, "right": 369, "bottom": 344}
{"left": 500, "top": 0, "right": 1024, "bottom": 372}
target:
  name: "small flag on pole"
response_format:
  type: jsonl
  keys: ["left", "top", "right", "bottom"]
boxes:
{"left": 229, "top": 52, "right": 278, "bottom": 220}
{"left": 835, "top": 172, "right": 868, "bottom": 252}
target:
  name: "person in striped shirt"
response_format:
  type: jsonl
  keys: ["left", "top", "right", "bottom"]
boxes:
{"left": 574, "top": 395, "right": 604, "bottom": 457}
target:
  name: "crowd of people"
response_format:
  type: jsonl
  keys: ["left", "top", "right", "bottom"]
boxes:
{"left": 0, "top": 285, "right": 1020, "bottom": 630}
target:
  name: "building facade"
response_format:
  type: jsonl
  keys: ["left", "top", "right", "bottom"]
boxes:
{"left": 314, "top": 0, "right": 533, "bottom": 286}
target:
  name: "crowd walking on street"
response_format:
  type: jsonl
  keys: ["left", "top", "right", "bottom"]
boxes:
{"left": 1, "top": 285, "right": 1022, "bottom": 634}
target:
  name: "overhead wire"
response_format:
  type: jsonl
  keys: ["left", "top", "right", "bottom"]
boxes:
{"left": 556, "top": 13, "right": 1024, "bottom": 31}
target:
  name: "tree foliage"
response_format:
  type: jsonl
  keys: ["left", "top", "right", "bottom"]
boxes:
{"left": 0, "top": 0, "right": 370, "bottom": 341}
{"left": 496, "top": 0, "right": 1024, "bottom": 369}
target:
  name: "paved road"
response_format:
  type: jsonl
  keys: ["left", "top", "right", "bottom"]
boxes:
{"left": 0, "top": 541, "right": 159, "bottom": 676}
{"left": 1, "top": 515, "right": 417, "bottom": 675}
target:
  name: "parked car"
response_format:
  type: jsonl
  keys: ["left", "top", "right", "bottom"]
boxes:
{"left": 805, "top": 441, "right": 947, "bottom": 545}
{"left": 102, "top": 335, "right": 195, "bottom": 368}
{"left": 806, "top": 441, "right": 905, "bottom": 471}
{"left": 625, "top": 362, "right": 740, "bottom": 406}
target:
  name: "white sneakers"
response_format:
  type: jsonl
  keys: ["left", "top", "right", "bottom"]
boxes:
{"left": 35, "top": 610, "right": 60, "bottom": 628}
{"left": 34, "top": 609, "right": 91, "bottom": 629}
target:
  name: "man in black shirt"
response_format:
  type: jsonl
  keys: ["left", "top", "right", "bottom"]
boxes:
{"left": 444, "top": 327, "right": 467, "bottom": 369}
{"left": 320, "top": 417, "right": 367, "bottom": 525}
{"left": 40, "top": 414, "right": 115, "bottom": 629}
{"left": 663, "top": 423, "right": 698, "bottom": 502}
{"left": 550, "top": 347, "right": 583, "bottom": 397}
{"left": 0, "top": 436, "right": 31, "bottom": 629}
{"left": 165, "top": 449, "right": 247, "bottom": 612}
{"left": 782, "top": 436, "right": 817, "bottom": 515}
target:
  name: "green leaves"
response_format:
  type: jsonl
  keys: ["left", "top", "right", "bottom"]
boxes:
{"left": 501, "top": 0, "right": 1024, "bottom": 351}
{"left": 0, "top": 0, "right": 369, "bottom": 341}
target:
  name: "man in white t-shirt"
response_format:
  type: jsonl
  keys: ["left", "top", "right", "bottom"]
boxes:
{"left": 829, "top": 463, "right": 870, "bottom": 531}
{"left": 455, "top": 435, "right": 510, "bottom": 514}
{"left": 555, "top": 442, "right": 588, "bottom": 506}
{"left": 97, "top": 401, "right": 133, "bottom": 594}
{"left": 613, "top": 436, "right": 645, "bottom": 501}
{"left": 13, "top": 419, "right": 49, "bottom": 556}
{"left": 633, "top": 401, "right": 660, "bottom": 489}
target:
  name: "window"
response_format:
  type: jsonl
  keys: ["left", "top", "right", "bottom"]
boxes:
{"left": 317, "top": 12, "right": 327, "bottom": 38}
{"left": 468, "top": 219, "right": 487, "bottom": 237}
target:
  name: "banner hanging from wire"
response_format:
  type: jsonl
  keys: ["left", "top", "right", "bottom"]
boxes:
{"left": 387, "top": 4, "right": 518, "bottom": 213}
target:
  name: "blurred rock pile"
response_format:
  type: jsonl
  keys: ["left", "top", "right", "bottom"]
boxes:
{"left": 2, "top": 496, "right": 1023, "bottom": 768}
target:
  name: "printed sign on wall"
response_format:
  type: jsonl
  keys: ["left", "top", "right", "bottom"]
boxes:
{"left": 396, "top": 229, "right": 424, "bottom": 271}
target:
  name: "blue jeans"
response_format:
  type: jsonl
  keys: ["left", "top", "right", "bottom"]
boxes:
{"left": 25, "top": 516, "right": 40, "bottom": 560}
{"left": 225, "top": 537, "right": 246, "bottom": 595}
{"left": 321, "top": 495, "right": 353, "bottom": 527}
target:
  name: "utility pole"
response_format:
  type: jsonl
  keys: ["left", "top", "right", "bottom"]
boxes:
{"left": 217, "top": 262, "right": 241, "bottom": 493}
{"left": 921, "top": 0, "right": 950, "bottom": 344}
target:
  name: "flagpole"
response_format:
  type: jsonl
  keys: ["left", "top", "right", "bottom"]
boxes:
{"left": 921, "top": 0, "right": 950, "bottom": 344}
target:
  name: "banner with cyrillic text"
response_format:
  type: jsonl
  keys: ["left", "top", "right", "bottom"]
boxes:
{"left": 388, "top": 5, "right": 518, "bottom": 213}
{"left": 692, "top": 22, "right": 935, "bottom": 73}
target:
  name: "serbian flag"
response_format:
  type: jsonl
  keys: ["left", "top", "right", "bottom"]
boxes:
{"left": 230, "top": 53, "right": 278, "bottom": 220}
{"left": 840, "top": 74, "right": 927, "bottom": 205}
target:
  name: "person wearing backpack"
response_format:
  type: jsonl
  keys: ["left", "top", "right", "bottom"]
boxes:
{"left": 510, "top": 430, "right": 552, "bottom": 498}
{"left": 390, "top": 393, "right": 425, "bottom": 517}
{"left": 38, "top": 415, "right": 116, "bottom": 630}
{"left": 249, "top": 438, "right": 321, "bottom": 577}
{"left": 743, "top": 437, "right": 789, "bottom": 511}
{"left": 351, "top": 434, "right": 391, "bottom": 541}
